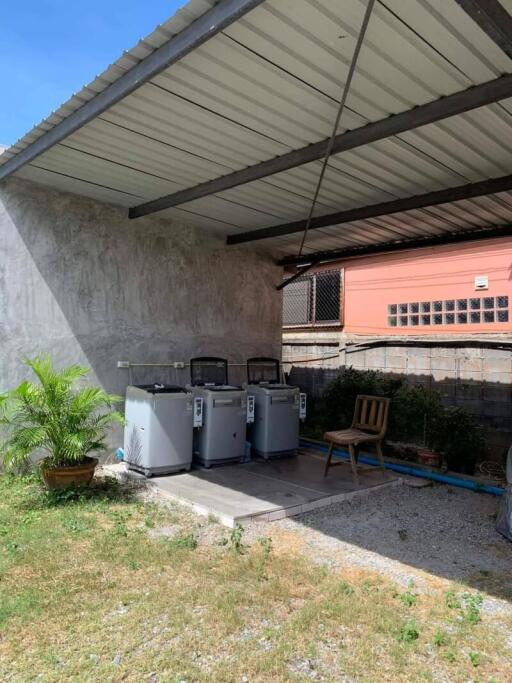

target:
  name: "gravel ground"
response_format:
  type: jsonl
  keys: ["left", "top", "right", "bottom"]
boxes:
{"left": 265, "top": 482, "right": 512, "bottom": 611}
{"left": 120, "top": 469, "right": 512, "bottom": 614}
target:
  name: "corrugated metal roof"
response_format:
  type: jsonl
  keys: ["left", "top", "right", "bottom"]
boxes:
{"left": 3, "top": 0, "right": 512, "bottom": 261}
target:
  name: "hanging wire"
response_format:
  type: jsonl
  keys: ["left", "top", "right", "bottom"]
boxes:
{"left": 296, "top": 0, "right": 376, "bottom": 259}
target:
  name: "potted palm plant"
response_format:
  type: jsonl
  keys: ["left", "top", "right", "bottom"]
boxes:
{"left": 0, "top": 357, "right": 124, "bottom": 489}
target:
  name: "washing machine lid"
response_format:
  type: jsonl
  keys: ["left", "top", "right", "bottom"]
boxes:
{"left": 134, "top": 384, "right": 187, "bottom": 394}
{"left": 190, "top": 357, "right": 228, "bottom": 386}
{"left": 261, "top": 384, "right": 293, "bottom": 391}
{"left": 247, "top": 357, "right": 280, "bottom": 385}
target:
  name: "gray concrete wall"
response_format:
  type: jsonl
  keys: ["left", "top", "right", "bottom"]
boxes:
{"left": 0, "top": 178, "right": 282, "bottom": 450}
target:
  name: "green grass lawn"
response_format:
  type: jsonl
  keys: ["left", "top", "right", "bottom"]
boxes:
{"left": 0, "top": 474, "right": 510, "bottom": 682}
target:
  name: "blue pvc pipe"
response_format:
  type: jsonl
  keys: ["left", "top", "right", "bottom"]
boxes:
{"left": 300, "top": 438, "right": 504, "bottom": 497}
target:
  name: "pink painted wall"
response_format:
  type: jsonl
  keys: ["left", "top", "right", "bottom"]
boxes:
{"left": 340, "top": 238, "right": 512, "bottom": 335}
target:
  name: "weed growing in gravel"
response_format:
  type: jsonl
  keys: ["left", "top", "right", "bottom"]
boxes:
{"left": 443, "top": 648, "right": 457, "bottom": 663}
{"left": 255, "top": 536, "right": 273, "bottom": 580}
{"left": 61, "top": 515, "right": 91, "bottom": 534}
{"left": 397, "top": 620, "right": 419, "bottom": 643}
{"left": 445, "top": 590, "right": 461, "bottom": 610}
{"left": 469, "top": 650, "right": 481, "bottom": 667}
{"left": 168, "top": 533, "right": 197, "bottom": 551}
{"left": 432, "top": 629, "right": 448, "bottom": 647}
{"left": 444, "top": 590, "right": 482, "bottom": 625}
{"left": 397, "top": 579, "right": 417, "bottom": 607}
{"left": 230, "top": 523, "right": 246, "bottom": 554}
{"left": 462, "top": 593, "right": 483, "bottom": 625}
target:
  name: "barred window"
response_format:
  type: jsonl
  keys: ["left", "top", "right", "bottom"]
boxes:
{"left": 283, "top": 269, "right": 342, "bottom": 327}
{"left": 388, "top": 296, "right": 509, "bottom": 327}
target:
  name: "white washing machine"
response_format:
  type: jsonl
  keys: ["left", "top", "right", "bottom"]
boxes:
{"left": 124, "top": 384, "right": 193, "bottom": 476}
{"left": 188, "top": 357, "right": 247, "bottom": 467}
{"left": 245, "top": 358, "right": 304, "bottom": 459}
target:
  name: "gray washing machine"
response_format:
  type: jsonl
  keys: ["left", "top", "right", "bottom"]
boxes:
{"left": 188, "top": 357, "right": 247, "bottom": 467}
{"left": 246, "top": 358, "right": 301, "bottom": 459}
{"left": 124, "top": 384, "right": 193, "bottom": 476}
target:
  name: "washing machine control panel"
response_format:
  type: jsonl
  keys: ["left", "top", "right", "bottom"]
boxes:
{"left": 193, "top": 397, "right": 204, "bottom": 428}
{"left": 246, "top": 395, "right": 255, "bottom": 424}
{"left": 299, "top": 393, "right": 307, "bottom": 421}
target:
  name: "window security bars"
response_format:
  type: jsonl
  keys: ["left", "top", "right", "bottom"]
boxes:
{"left": 283, "top": 270, "right": 342, "bottom": 327}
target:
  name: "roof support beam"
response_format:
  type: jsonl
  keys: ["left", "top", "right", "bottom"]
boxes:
{"left": 454, "top": 0, "right": 512, "bottom": 60}
{"left": 0, "top": 0, "right": 265, "bottom": 180}
{"left": 278, "top": 224, "right": 512, "bottom": 267}
{"left": 226, "top": 173, "right": 512, "bottom": 245}
{"left": 129, "top": 73, "right": 512, "bottom": 218}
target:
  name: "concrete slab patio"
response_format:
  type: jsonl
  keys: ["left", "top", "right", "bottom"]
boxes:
{"left": 104, "top": 450, "right": 399, "bottom": 527}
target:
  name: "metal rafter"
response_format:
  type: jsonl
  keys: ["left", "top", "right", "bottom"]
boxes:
{"left": 278, "top": 224, "right": 512, "bottom": 267}
{"left": 128, "top": 74, "right": 512, "bottom": 219}
{"left": 226, "top": 173, "right": 512, "bottom": 245}
{"left": 0, "top": 0, "right": 265, "bottom": 180}
{"left": 455, "top": 0, "right": 512, "bottom": 60}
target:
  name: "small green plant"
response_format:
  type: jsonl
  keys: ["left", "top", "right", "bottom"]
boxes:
{"left": 109, "top": 509, "right": 132, "bottom": 538}
{"left": 398, "top": 580, "right": 417, "bottom": 607}
{"left": 443, "top": 648, "right": 457, "bottom": 663}
{"left": 230, "top": 523, "right": 246, "bottom": 554}
{"left": 6, "top": 541, "right": 19, "bottom": 555}
{"left": 445, "top": 590, "right": 461, "bottom": 610}
{"left": 61, "top": 515, "right": 90, "bottom": 534}
{"left": 169, "top": 533, "right": 197, "bottom": 551}
{"left": 255, "top": 536, "right": 272, "bottom": 580}
{"left": 432, "top": 629, "right": 448, "bottom": 647}
{"left": 0, "top": 356, "right": 124, "bottom": 471}
{"left": 445, "top": 590, "right": 482, "bottom": 624}
{"left": 462, "top": 593, "right": 483, "bottom": 625}
{"left": 361, "top": 579, "right": 376, "bottom": 594}
{"left": 258, "top": 536, "right": 272, "bottom": 560}
{"left": 397, "top": 620, "right": 419, "bottom": 643}
{"left": 468, "top": 651, "right": 480, "bottom": 667}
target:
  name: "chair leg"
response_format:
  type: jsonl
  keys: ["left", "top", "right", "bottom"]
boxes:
{"left": 324, "top": 441, "right": 334, "bottom": 477}
{"left": 348, "top": 444, "right": 359, "bottom": 486}
{"left": 375, "top": 441, "right": 385, "bottom": 470}
{"left": 354, "top": 445, "right": 360, "bottom": 464}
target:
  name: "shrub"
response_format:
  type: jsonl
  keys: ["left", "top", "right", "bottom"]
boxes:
{"left": 303, "top": 367, "right": 485, "bottom": 474}
{"left": 431, "top": 408, "right": 485, "bottom": 473}
{"left": 397, "top": 620, "right": 419, "bottom": 643}
{"left": 389, "top": 383, "right": 444, "bottom": 447}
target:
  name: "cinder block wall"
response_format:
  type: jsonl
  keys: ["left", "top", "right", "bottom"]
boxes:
{"left": 287, "top": 343, "right": 512, "bottom": 461}
{"left": 0, "top": 178, "right": 283, "bottom": 450}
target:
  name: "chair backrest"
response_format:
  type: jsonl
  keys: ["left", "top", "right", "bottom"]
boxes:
{"left": 351, "top": 394, "right": 390, "bottom": 436}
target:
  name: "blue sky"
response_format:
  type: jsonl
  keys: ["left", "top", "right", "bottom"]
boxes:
{"left": 0, "top": 1, "right": 185, "bottom": 147}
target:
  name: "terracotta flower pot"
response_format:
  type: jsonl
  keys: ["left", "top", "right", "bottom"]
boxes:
{"left": 417, "top": 448, "right": 440, "bottom": 468}
{"left": 41, "top": 456, "right": 98, "bottom": 490}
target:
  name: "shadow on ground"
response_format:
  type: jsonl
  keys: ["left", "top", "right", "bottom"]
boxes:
{"left": 277, "top": 456, "right": 512, "bottom": 602}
